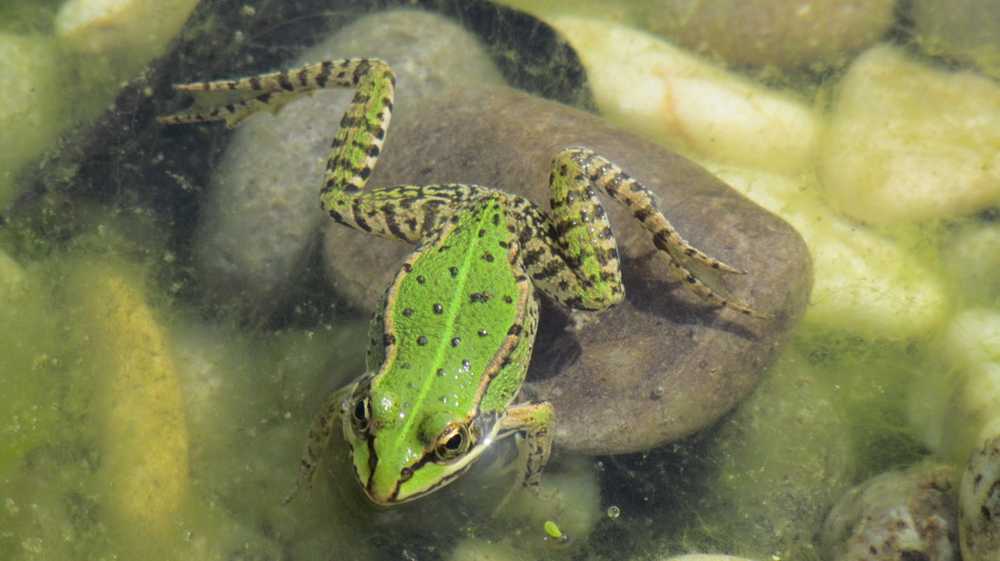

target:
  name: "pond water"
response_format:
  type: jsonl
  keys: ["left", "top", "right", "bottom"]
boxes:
{"left": 1, "top": 2, "right": 998, "bottom": 561}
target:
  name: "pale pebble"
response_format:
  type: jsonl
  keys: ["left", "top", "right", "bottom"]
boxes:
{"left": 818, "top": 45, "right": 1000, "bottom": 225}
{"left": 909, "top": 309, "right": 1000, "bottom": 464}
{"left": 913, "top": 0, "right": 1000, "bottom": 80}
{"left": 661, "top": 555, "right": 759, "bottom": 561}
{"left": 637, "top": 0, "right": 895, "bottom": 69}
{"left": 56, "top": 0, "right": 199, "bottom": 61}
{"left": 504, "top": 456, "right": 602, "bottom": 547}
{"left": 706, "top": 163, "right": 948, "bottom": 339}
{"left": 942, "top": 222, "right": 1000, "bottom": 307}
{"left": 820, "top": 463, "right": 958, "bottom": 561}
{"left": 448, "top": 539, "right": 525, "bottom": 561}
{"left": 0, "top": 34, "right": 65, "bottom": 207}
{"left": 549, "top": 16, "right": 819, "bottom": 175}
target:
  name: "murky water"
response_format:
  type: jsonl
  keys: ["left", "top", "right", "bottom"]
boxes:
{"left": 2, "top": 2, "right": 998, "bottom": 561}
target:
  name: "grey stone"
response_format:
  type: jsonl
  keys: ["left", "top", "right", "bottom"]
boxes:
{"left": 193, "top": 9, "right": 504, "bottom": 320}
{"left": 322, "top": 84, "right": 812, "bottom": 454}
{"left": 637, "top": 0, "right": 895, "bottom": 69}
{"left": 913, "top": 0, "right": 1000, "bottom": 80}
{"left": 821, "top": 462, "right": 959, "bottom": 561}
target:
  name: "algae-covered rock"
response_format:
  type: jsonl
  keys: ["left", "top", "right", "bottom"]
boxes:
{"left": 818, "top": 45, "right": 1000, "bottom": 225}
{"left": 0, "top": 33, "right": 65, "bottom": 207}
{"left": 550, "top": 16, "right": 819, "bottom": 175}
{"left": 907, "top": 310, "right": 1000, "bottom": 561}
{"left": 193, "top": 8, "right": 505, "bottom": 321}
{"left": 913, "top": 0, "right": 1000, "bottom": 80}
{"left": 960, "top": 435, "right": 1000, "bottom": 561}
{"left": 67, "top": 261, "right": 190, "bottom": 556}
{"left": 821, "top": 462, "right": 959, "bottom": 561}
{"left": 495, "top": 0, "right": 893, "bottom": 70}
{"left": 708, "top": 164, "right": 948, "bottom": 339}
{"left": 942, "top": 222, "right": 1000, "bottom": 308}
{"left": 671, "top": 347, "right": 854, "bottom": 560}
{"left": 0, "top": 251, "right": 60, "bottom": 480}
{"left": 55, "top": 0, "right": 199, "bottom": 61}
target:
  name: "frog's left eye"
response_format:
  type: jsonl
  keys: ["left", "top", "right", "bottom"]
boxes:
{"left": 434, "top": 424, "right": 472, "bottom": 461}
{"left": 351, "top": 397, "right": 372, "bottom": 434}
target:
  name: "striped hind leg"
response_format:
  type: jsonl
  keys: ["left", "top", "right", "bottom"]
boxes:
{"left": 537, "top": 147, "right": 765, "bottom": 318}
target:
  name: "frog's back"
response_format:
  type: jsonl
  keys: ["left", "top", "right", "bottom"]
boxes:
{"left": 370, "top": 196, "right": 538, "bottom": 430}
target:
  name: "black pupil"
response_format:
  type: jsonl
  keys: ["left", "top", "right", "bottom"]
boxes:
{"left": 445, "top": 433, "right": 463, "bottom": 450}
{"left": 354, "top": 400, "right": 367, "bottom": 421}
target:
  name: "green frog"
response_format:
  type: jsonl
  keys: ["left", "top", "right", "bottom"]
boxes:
{"left": 159, "top": 58, "right": 763, "bottom": 505}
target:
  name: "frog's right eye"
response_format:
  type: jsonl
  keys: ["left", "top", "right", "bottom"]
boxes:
{"left": 351, "top": 397, "right": 372, "bottom": 434}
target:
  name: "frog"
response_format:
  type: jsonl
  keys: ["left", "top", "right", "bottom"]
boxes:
{"left": 159, "top": 58, "right": 764, "bottom": 506}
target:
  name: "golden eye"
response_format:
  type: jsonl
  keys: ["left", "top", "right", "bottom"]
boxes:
{"left": 351, "top": 397, "right": 372, "bottom": 434}
{"left": 434, "top": 424, "right": 472, "bottom": 461}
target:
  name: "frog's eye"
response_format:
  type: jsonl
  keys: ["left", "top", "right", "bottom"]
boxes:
{"left": 351, "top": 397, "right": 372, "bottom": 434}
{"left": 434, "top": 424, "right": 472, "bottom": 462}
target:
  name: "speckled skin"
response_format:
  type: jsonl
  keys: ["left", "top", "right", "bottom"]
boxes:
{"left": 159, "top": 59, "right": 762, "bottom": 504}
{"left": 960, "top": 435, "right": 1000, "bottom": 561}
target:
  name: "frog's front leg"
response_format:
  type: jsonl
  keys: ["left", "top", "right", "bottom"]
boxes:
{"left": 285, "top": 382, "right": 354, "bottom": 503}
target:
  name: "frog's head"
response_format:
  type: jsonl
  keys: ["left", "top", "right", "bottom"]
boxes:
{"left": 341, "top": 385, "right": 497, "bottom": 505}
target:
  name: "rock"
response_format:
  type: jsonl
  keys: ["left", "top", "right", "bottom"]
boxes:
{"left": 820, "top": 462, "right": 959, "bottom": 561}
{"left": 0, "top": 33, "right": 65, "bottom": 208}
{"left": 818, "top": 45, "right": 1000, "bottom": 225}
{"left": 670, "top": 347, "right": 854, "bottom": 560}
{"left": 549, "top": 16, "right": 819, "bottom": 175}
{"left": 322, "top": 84, "right": 811, "bottom": 454}
{"left": 906, "top": 310, "right": 1000, "bottom": 561}
{"left": 192, "top": 8, "right": 504, "bottom": 321}
{"left": 908, "top": 309, "right": 1000, "bottom": 466}
{"left": 66, "top": 260, "right": 189, "bottom": 557}
{"left": 495, "top": 0, "right": 894, "bottom": 70}
{"left": 661, "top": 556, "right": 760, "bottom": 561}
{"left": 913, "top": 0, "right": 1000, "bottom": 80}
{"left": 637, "top": 0, "right": 895, "bottom": 69}
{"left": 960, "top": 435, "right": 1000, "bottom": 561}
{"left": 942, "top": 222, "right": 1000, "bottom": 308}
{"left": 707, "top": 164, "right": 948, "bottom": 338}
{"left": 448, "top": 539, "right": 524, "bottom": 561}
{"left": 55, "top": 0, "right": 199, "bottom": 59}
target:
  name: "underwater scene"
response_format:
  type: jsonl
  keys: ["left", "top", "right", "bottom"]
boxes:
{"left": 1, "top": 1, "right": 999, "bottom": 560}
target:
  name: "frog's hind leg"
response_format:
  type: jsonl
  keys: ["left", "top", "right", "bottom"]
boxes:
{"left": 542, "top": 147, "right": 765, "bottom": 318}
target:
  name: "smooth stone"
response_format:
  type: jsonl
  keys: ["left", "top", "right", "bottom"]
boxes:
{"left": 495, "top": 0, "right": 893, "bottom": 70}
{"left": 942, "top": 222, "right": 1000, "bottom": 308}
{"left": 821, "top": 462, "right": 959, "bottom": 561}
{"left": 818, "top": 45, "right": 1000, "bottom": 225}
{"left": 637, "top": 0, "right": 895, "bottom": 69}
{"left": 0, "top": 33, "right": 65, "bottom": 208}
{"left": 960, "top": 435, "right": 1000, "bottom": 561}
{"left": 908, "top": 309, "right": 1000, "bottom": 466}
{"left": 550, "top": 16, "right": 819, "bottom": 175}
{"left": 322, "top": 84, "right": 811, "bottom": 454}
{"left": 66, "top": 260, "right": 189, "bottom": 556}
{"left": 193, "top": 9, "right": 503, "bottom": 321}
{"left": 669, "top": 347, "right": 854, "bottom": 560}
{"left": 913, "top": 0, "right": 1000, "bottom": 80}
{"left": 706, "top": 163, "right": 948, "bottom": 339}
{"left": 661, "top": 556, "right": 759, "bottom": 561}
{"left": 55, "top": 0, "right": 199, "bottom": 58}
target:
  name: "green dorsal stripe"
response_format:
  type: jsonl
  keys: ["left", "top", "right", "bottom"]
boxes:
{"left": 391, "top": 209, "right": 490, "bottom": 452}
